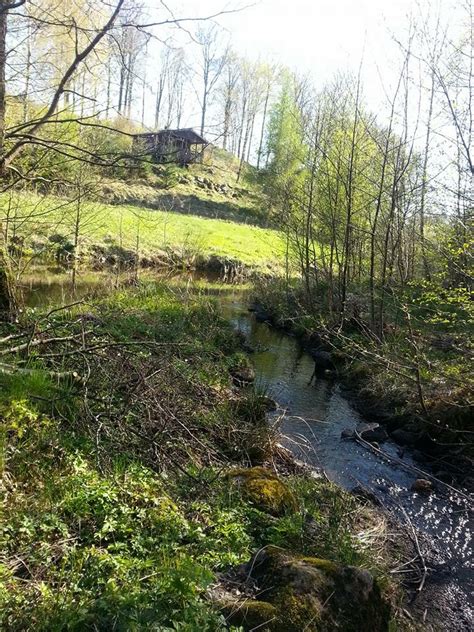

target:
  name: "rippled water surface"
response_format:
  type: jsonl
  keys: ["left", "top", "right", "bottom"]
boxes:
{"left": 223, "top": 294, "right": 473, "bottom": 628}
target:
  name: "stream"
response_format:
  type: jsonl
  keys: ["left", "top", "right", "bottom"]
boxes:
{"left": 223, "top": 293, "right": 473, "bottom": 631}
{"left": 22, "top": 270, "right": 473, "bottom": 631}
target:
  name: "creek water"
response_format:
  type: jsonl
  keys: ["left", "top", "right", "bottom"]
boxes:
{"left": 222, "top": 293, "right": 473, "bottom": 631}
{"left": 22, "top": 270, "right": 473, "bottom": 630}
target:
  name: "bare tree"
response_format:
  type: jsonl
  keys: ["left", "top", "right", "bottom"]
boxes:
{"left": 196, "top": 24, "right": 228, "bottom": 137}
{"left": 154, "top": 46, "right": 171, "bottom": 129}
{"left": 257, "top": 63, "right": 277, "bottom": 169}
{"left": 219, "top": 49, "right": 239, "bottom": 150}
{"left": 164, "top": 47, "right": 187, "bottom": 128}
{"left": 114, "top": 2, "right": 148, "bottom": 117}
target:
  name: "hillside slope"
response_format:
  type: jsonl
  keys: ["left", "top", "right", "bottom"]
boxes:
{"left": 3, "top": 149, "right": 284, "bottom": 274}
{"left": 100, "top": 147, "right": 269, "bottom": 227}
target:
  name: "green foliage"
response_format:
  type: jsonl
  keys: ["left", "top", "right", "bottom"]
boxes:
{"left": 155, "top": 164, "right": 182, "bottom": 190}
{"left": 5, "top": 103, "right": 137, "bottom": 186}
{"left": 406, "top": 280, "right": 473, "bottom": 331}
{"left": 0, "top": 369, "right": 54, "bottom": 405}
{"left": 1, "top": 420, "right": 223, "bottom": 631}
{"left": 266, "top": 72, "right": 306, "bottom": 198}
{"left": 0, "top": 281, "right": 394, "bottom": 630}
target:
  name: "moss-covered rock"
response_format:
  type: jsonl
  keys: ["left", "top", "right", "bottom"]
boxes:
{"left": 230, "top": 546, "right": 391, "bottom": 632}
{"left": 228, "top": 467, "right": 297, "bottom": 516}
{"left": 223, "top": 599, "right": 278, "bottom": 630}
{"left": 230, "top": 362, "right": 255, "bottom": 386}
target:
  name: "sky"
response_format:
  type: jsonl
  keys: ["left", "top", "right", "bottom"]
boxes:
{"left": 217, "top": 0, "right": 415, "bottom": 74}
{"left": 161, "top": 0, "right": 461, "bottom": 111}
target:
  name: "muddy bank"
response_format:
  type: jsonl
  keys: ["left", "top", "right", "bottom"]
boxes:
{"left": 24, "top": 246, "right": 252, "bottom": 286}
{"left": 88, "top": 244, "right": 252, "bottom": 280}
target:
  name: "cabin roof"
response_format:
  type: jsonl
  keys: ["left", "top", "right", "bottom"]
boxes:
{"left": 133, "top": 128, "right": 207, "bottom": 145}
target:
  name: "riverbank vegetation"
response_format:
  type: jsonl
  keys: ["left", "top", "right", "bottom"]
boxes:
{"left": 0, "top": 281, "right": 402, "bottom": 630}
{"left": 251, "top": 6, "right": 473, "bottom": 481}
{"left": 0, "top": 1, "right": 472, "bottom": 630}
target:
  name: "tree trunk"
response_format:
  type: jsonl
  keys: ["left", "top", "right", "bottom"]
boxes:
{"left": 106, "top": 56, "right": 112, "bottom": 118}
{"left": 0, "top": 4, "right": 7, "bottom": 161}
{"left": 223, "top": 95, "right": 231, "bottom": 150}
{"left": 0, "top": 4, "right": 17, "bottom": 319}
{"left": 246, "top": 111, "right": 256, "bottom": 163}
{"left": 154, "top": 81, "right": 163, "bottom": 129}
{"left": 420, "top": 70, "right": 435, "bottom": 281}
{"left": 340, "top": 80, "right": 361, "bottom": 321}
{"left": 71, "top": 191, "right": 81, "bottom": 291}
{"left": 0, "top": 248, "right": 17, "bottom": 320}
{"left": 23, "top": 16, "right": 31, "bottom": 123}
{"left": 200, "top": 80, "right": 208, "bottom": 137}
{"left": 257, "top": 87, "right": 270, "bottom": 169}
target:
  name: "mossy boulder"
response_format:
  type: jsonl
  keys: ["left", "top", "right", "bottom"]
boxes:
{"left": 228, "top": 547, "right": 390, "bottom": 632}
{"left": 230, "top": 365, "right": 255, "bottom": 386}
{"left": 228, "top": 467, "right": 297, "bottom": 516}
{"left": 223, "top": 599, "right": 278, "bottom": 630}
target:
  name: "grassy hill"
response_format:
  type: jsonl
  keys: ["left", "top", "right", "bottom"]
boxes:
{"left": 99, "top": 147, "right": 269, "bottom": 227}
{"left": 3, "top": 149, "right": 284, "bottom": 274}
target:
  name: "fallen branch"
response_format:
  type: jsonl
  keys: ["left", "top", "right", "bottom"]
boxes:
{"left": 0, "top": 331, "right": 29, "bottom": 345}
{"left": 353, "top": 430, "right": 472, "bottom": 503}
{"left": 0, "top": 361, "right": 82, "bottom": 381}
{"left": 42, "top": 300, "right": 86, "bottom": 320}
{"left": 0, "top": 333, "right": 87, "bottom": 357}
{"left": 39, "top": 339, "right": 184, "bottom": 358}
{"left": 399, "top": 506, "right": 428, "bottom": 595}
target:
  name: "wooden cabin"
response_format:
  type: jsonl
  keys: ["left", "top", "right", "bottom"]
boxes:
{"left": 132, "top": 128, "right": 208, "bottom": 166}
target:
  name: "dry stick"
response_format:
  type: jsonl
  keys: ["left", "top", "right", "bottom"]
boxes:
{"left": 403, "top": 306, "right": 428, "bottom": 414}
{"left": 353, "top": 431, "right": 472, "bottom": 503}
{"left": 0, "top": 319, "right": 84, "bottom": 348}
{"left": 25, "top": 320, "right": 38, "bottom": 357}
{"left": 0, "top": 331, "right": 28, "bottom": 344}
{"left": 39, "top": 339, "right": 183, "bottom": 358}
{"left": 249, "top": 617, "right": 278, "bottom": 632}
{"left": 0, "top": 361, "right": 81, "bottom": 381}
{"left": 0, "top": 333, "right": 86, "bottom": 356}
{"left": 42, "top": 299, "right": 86, "bottom": 320}
{"left": 399, "top": 506, "right": 428, "bottom": 594}
{"left": 389, "top": 556, "right": 419, "bottom": 573}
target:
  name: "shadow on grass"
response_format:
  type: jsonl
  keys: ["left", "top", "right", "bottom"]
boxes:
{"left": 122, "top": 192, "right": 272, "bottom": 228}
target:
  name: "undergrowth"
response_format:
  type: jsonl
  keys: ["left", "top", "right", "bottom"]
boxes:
{"left": 252, "top": 277, "right": 473, "bottom": 459}
{"left": 0, "top": 282, "right": 395, "bottom": 630}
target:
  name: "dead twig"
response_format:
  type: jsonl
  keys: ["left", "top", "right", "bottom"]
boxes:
{"left": 353, "top": 430, "right": 472, "bottom": 503}
{"left": 399, "top": 507, "right": 428, "bottom": 595}
{"left": 0, "top": 333, "right": 87, "bottom": 357}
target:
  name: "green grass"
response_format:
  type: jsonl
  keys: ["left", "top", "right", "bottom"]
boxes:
{"left": 99, "top": 147, "right": 268, "bottom": 226}
{"left": 2, "top": 188, "right": 284, "bottom": 272}
{"left": 0, "top": 281, "right": 393, "bottom": 631}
